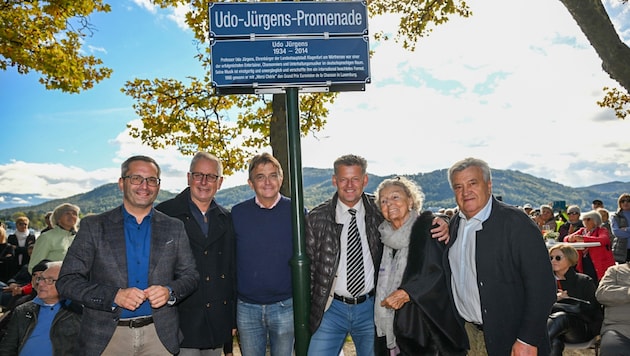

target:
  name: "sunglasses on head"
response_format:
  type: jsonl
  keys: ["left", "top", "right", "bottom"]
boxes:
{"left": 550, "top": 255, "right": 563, "bottom": 261}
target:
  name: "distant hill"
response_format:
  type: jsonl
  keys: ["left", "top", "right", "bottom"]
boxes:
{"left": 1, "top": 168, "right": 628, "bottom": 221}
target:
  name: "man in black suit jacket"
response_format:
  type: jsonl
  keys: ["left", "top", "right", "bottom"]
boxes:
{"left": 445, "top": 157, "right": 556, "bottom": 356}
{"left": 156, "top": 152, "right": 236, "bottom": 355}
{"left": 57, "top": 155, "right": 199, "bottom": 355}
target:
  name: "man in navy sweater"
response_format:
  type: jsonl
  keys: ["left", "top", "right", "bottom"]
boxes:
{"left": 231, "top": 152, "right": 294, "bottom": 356}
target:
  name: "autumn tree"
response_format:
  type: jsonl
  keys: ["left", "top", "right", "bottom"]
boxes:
{"left": 0, "top": 0, "right": 113, "bottom": 93}
{"left": 122, "top": 0, "right": 471, "bottom": 194}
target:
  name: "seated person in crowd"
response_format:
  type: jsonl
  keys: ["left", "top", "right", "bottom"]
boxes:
{"left": 0, "top": 261, "right": 82, "bottom": 355}
{"left": 597, "top": 208, "right": 614, "bottom": 245}
{"left": 7, "top": 217, "right": 35, "bottom": 277}
{"left": 0, "top": 226, "right": 15, "bottom": 284}
{"left": 3, "top": 244, "right": 35, "bottom": 289}
{"left": 564, "top": 210, "right": 615, "bottom": 283}
{"left": 595, "top": 262, "right": 630, "bottom": 355}
{"left": 1, "top": 259, "right": 50, "bottom": 311}
{"left": 536, "top": 204, "right": 558, "bottom": 232}
{"left": 547, "top": 244, "right": 603, "bottom": 356}
{"left": 558, "top": 205, "right": 584, "bottom": 240}
{"left": 1, "top": 244, "right": 35, "bottom": 305}
{"left": 28, "top": 203, "right": 80, "bottom": 273}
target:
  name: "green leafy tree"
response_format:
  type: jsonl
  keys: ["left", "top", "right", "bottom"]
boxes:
{"left": 0, "top": 0, "right": 113, "bottom": 93}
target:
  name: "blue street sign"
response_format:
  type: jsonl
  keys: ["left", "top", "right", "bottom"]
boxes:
{"left": 211, "top": 36, "right": 370, "bottom": 91}
{"left": 209, "top": 1, "right": 368, "bottom": 38}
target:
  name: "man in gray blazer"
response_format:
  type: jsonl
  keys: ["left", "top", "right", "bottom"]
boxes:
{"left": 56, "top": 155, "right": 199, "bottom": 355}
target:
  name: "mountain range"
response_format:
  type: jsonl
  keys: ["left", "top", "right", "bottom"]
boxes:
{"left": 1, "top": 167, "right": 629, "bottom": 218}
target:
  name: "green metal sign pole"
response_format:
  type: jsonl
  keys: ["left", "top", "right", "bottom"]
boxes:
{"left": 286, "top": 86, "right": 310, "bottom": 356}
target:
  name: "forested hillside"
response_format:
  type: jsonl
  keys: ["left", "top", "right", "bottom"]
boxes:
{"left": 1, "top": 167, "right": 629, "bottom": 231}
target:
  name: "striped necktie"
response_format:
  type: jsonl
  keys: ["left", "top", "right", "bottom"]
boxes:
{"left": 346, "top": 208, "right": 365, "bottom": 297}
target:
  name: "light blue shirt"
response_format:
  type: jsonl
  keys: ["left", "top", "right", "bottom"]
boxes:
{"left": 19, "top": 298, "right": 60, "bottom": 356}
{"left": 449, "top": 197, "right": 492, "bottom": 324}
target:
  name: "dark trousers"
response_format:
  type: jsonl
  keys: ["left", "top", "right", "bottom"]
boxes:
{"left": 547, "top": 311, "right": 594, "bottom": 356}
{"left": 600, "top": 330, "right": 630, "bottom": 356}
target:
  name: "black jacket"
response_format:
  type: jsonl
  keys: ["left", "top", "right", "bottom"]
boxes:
{"left": 305, "top": 193, "right": 383, "bottom": 333}
{"left": 7, "top": 234, "right": 35, "bottom": 276}
{"left": 0, "top": 300, "right": 82, "bottom": 355}
{"left": 396, "top": 211, "right": 468, "bottom": 355}
{"left": 555, "top": 267, "right": 603, "bottom": 335}
{"left": 446, "top": 197, "right": 557, "bottom": 356}
{"left": 155, "top": 188, "right": 236, "bottom": 349}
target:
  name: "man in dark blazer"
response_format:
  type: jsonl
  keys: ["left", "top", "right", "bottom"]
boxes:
{"left": 156, "top": 152, "right": 236, "bottom": 355}
{"left": 56, "top": 155, "right": 199, "bottom": 355}
{"left": 444, "top": 157, "right": 556, "bottom": 356}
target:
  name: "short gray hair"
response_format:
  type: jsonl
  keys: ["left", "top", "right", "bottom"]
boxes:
{"left": 45, "top": 261, "right": 63, "bottom": 270}
{"left": 190, "top": 152, "right": 223, "bottom": 177}
{"left": 334, "top": 154, "right": 367, "bottom": 175}
{"left": 447, "top": 157, "right": 492, "bottom": 189}
{"left": 581, "top": 210, "right": 602, "bottom": 226}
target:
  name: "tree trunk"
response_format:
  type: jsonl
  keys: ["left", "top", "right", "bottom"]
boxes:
{"left": 270, "top": 93, "right": 292, "bottom": 197}
{"left": 558, "top": 0, "right": 630, "bottom": 92}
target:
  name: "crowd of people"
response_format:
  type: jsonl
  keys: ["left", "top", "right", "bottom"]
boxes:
{"left": 0, "top": 153, "right": 629, "bottom": 356}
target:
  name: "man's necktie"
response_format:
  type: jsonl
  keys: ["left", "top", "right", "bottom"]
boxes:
{"left": 346, "top": 208, "right": 365, "bottom": 297}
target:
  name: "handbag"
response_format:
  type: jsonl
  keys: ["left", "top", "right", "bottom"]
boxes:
{"left": 551, "top": 297, "right": 589, "bottom": 315}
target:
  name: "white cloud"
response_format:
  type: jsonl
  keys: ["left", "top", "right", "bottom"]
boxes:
{"left": 0, "top": 160, "right": 111, "bottom": 199}
{"left": 88, "top": 45, "right": 107, "bottom": 54}
{"left": 297, "top": 0, "right": 630, "bottom": 190}
{"left": 111, "top": 122, "right": 250, "bottom": 193}
{"left": 133, "top": 0, "right": 191, "bottom": 31}
{"left": 167, "top": 4, "right": 192, "bottom": 31}
{"left": 131, "top": 0, "right": 157, "bottom": 14}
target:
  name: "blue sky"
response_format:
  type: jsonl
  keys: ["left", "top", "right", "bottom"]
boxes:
{"left": 1, "top": 0, "right": 630, "bottom": 207}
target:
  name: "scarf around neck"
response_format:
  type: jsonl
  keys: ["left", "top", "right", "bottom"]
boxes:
{"left": 375, "top": 210, "right": 418, "bottom": 349}
{"left": 15, "top": 230, "right": 29, "bottom": 246}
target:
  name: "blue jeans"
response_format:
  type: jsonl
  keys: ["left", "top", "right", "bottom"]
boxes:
{"left": 307, "top": 297, "right": 375, "bottom": 356}
{"left": 237, "top": 298, "right": 294, "bottom": 356}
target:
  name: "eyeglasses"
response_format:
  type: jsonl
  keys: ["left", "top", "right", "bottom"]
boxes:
{"left": 122, "top": 175, "right": 160, "bottom": 187}
{"left": 253, "top": 173, "right": 281, "bottom": 182}
{"left": 36, "top": 276, "right": 57, "bottom": 285}
{"left": 568, "top": 212, "right": 579, "bottom": 215}
{"left": 550, "top": 255, "right": 564, "bottom": 261}
{"left": 621, "top": 199, "right": 630, "bottom": 204}
{"left": 190, "top": 172, "right": 220, "bottom": 183}
{"left": 583, "top": 218, "right": 592, "bottom": 222}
